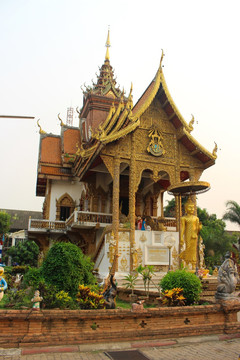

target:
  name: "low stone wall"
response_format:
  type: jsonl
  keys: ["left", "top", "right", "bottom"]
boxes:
{"left": 0, "top": 303, "right": 240, "bottom": 348}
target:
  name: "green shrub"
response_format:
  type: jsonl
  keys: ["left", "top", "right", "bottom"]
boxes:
{"left": 41, "top": 242, "right": 95, "bottom": 296}
{"left": 55, "top": 290, "right": 76, "bottom": 309}
{"left": 11, "top": 265, "right": 30, "bottom": 275}
{"left": 23, "top": 267, "right": 44, "bottom": 287}
{"left": 7, "top": 240, "right": 39, "bottom": 267}
{"left": 36, "top": 280, "right": 58, "bottom": 309}
{"left": 160, "top": 270, "right": 202, "bottom": 305}
{"left": 3, "top": 288, "right": 34, "bottom": 309}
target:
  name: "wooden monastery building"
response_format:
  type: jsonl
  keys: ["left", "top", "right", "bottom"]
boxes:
{"left": 28, "top": 32, "right": 217, "bottom": 277}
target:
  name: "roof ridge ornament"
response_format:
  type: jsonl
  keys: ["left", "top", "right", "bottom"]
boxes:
{"left": 160, "top": 49, "right": 165, "bottom": 69}
{"left": 212, "top": 142, "right": 218, "bottom": 159}
{"left": 188, "top": 114, "right": 194, "bottom": 132}
{"left": 37, "top": 119, "right": 46, "bottom": 134}
{"left": 58, "top": 113, "right": 66, "bottom": 127}
{"left": 105, "top": 27, "right": 111, "bottom": 61}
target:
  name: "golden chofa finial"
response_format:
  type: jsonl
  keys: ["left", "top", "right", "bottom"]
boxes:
{"left": 105, "top": 27, "right": 111, "bottom": 61}
{"left": 58, "top": 113, "right": 65, "bottom": 127}
{"left": 212, "top": 141, "right": 218, "bottom": 159}
{"left": 188, "top": 114, "right": 194, "bottom": 132}
{"left": 160, "top": 49, "right": 165, "bottom": 68}
{"left": 37, "top": 119, "right": 46, "bottom": 134}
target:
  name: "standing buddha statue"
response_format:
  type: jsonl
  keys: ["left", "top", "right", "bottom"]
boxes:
{"left": 179, "top": 197, "right": 202, "bottom": 270}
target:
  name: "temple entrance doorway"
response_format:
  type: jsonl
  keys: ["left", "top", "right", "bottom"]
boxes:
{"left": 120, "top": 163, "right": 129, "bottom": 216}
{"left": 120, "top": 196, "right": 129, "bottom": 216}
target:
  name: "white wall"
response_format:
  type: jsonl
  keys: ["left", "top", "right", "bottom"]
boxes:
{"left": 49, "top": 180, "right": 84, "bottom": 220}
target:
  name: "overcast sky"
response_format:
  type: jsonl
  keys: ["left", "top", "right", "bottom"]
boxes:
{"left": 1, "top": 0, "right": 239, "bottom": 230}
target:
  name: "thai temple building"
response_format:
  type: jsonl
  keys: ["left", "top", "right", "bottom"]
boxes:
{"left": 28, "top": 31, "right": 217, "bottom": 278}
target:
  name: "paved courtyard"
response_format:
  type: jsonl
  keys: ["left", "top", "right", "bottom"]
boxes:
{"left": 1, "top": 337, "right": 240, "bottom": 360}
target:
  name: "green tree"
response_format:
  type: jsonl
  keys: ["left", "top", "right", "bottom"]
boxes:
{"left": 6, "top": 240, "right": 39, "bottom": 267}
{"left": 164, "top": 197, "right": 188, "bottom": 217}
{"left": 200, "top": 213, "right": 236, "bottom": 267}
{"left": 0, "top": 211, "right": 11, "bottom": 235}
{"left": 223, "top": 200, "right": 240, "bottom": 228}
{"left": 41, "top": 242, "right": 95, "bottom": 297}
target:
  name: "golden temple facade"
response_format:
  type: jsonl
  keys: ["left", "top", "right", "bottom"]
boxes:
{"left": 29, "top": 32, "right": 216, "bottom": 275}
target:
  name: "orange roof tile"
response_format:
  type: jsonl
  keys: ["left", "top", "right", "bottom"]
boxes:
{"left": 63, "top": 128, "right": 80, "bottom": 155}
{"left": 41, "top": 137, "right": 61, "bottom": 165}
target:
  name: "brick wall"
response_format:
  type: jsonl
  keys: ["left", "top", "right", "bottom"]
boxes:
{"left": 0, "top": 304, "right": 239, "bottom": 348}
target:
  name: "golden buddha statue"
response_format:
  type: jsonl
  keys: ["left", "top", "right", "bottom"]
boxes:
{"left": 179, "top": 198, "right": 202, "bottom": 270}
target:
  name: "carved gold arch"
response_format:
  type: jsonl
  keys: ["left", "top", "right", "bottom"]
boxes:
{"left": 56, "top": 193, "right": 76, "bottom": 220}
{"left": 134, "top": 162, "right": 175, "bottom": 193}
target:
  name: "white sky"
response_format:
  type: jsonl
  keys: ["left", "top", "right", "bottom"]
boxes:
{"left": 0, "top": 0, "right": 239, "bottom": 230}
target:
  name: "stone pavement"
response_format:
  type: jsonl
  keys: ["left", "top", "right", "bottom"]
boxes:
{"left": 1, "top": 335, "right": 240, "bottom": 360}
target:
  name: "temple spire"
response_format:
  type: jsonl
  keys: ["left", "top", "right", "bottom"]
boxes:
{"left": 105, "top": 28, "right": 110, "bottom": 61}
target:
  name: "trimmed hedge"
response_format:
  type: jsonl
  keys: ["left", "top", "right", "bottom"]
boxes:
{"left": 160, "top": 270, "right": 202, "bottom": 305}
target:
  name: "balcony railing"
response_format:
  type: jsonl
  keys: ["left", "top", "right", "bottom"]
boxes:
{"left": 29, "top": 211, "right": 113, "bottom": 232}
{"left": 155, "top": 217, "right": 177, "bottom": 228}
{"left": 28, "top": 212, "right": 176, "bottom": 232}
{"left": 28, "top": 219, "right": 66, "bottom": 231}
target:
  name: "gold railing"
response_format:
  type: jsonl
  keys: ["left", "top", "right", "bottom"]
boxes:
{"left": 160, "top": 217, "right": 177, "bottom": 228}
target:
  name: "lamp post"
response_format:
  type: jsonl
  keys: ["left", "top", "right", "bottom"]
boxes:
{"left": 164, "top": 236, "right": 175, "bottom": 272}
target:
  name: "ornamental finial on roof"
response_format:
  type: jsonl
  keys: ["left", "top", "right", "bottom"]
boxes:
{"left": 58, "top": 113, "right": 65, "bottom": 127}
{"left": 212, "top": 142, "right": 218, "bottom": 159}
{"left": 160, "top": 49, "right": 165, "bottom": 68}
{"left": 105, "top": 27, "right": 111, "bottom": 61}
{"left": 37, "top": 119, "right": 46, "bottom": 134}
{"left": 188, "top": 114, "right": 194, "bottom": 132}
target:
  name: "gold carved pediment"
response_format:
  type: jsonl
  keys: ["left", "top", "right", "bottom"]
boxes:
{"left": 101, "top": 155, "right": 114, "bottom": 179}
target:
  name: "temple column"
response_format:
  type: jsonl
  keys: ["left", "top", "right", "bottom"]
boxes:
{"left": 135, "top": 191, "right": 141, "bottom": 216}
{"left": 160, "top": 191, "right": 164, "bottom": 217}
{"left": 153, "top": 194, "right": 158, "bottom": 217}
{"left": 129, "top": 134, "right": 136, "bottom": 272}
{"left": 175, "top": 194, "right": 182, "bottom": 269}
{"left": 112, "top": 155, "right": 120, "bottom": 271}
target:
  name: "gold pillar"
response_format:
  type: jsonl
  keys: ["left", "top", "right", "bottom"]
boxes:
{"left": 112, "top": 155, "right": 120, "bottom": 271}
{"left": 175, "top": 194, "right": 182, "bottom": 269}
{"left": 129, "top": 133, "right": 136, "bottom": 272}
{"left": 175, "top": 194, "right": 182, "bottom": 231}
{"left": 153, "top": 195, "right": 158, "bottom": 217}
{"left": 135, "top": 191, "right": 141, "bottom": 216}
{"left": 160, "top": 191, "right": 164, "bottom": 217}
